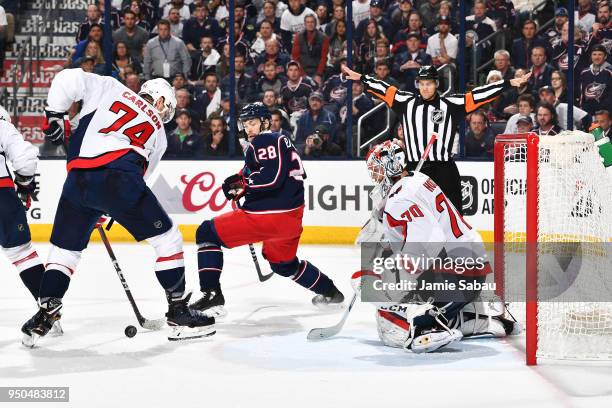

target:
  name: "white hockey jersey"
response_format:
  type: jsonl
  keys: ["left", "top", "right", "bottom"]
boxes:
{"left": 382, "top": 171, "right": 490, "bottom": 276}
{"left": 46, "top": 69, "right": 167, "bottom": 178}
{"left": 0, "top": 121, "right": 39, "bottom": 188}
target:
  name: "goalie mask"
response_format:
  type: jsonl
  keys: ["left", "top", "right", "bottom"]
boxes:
{"left": 139, "top": 78, "right": 177, "bottom": 123}
{"left": 366, "top": 141, "right": 407, "bottom": 196}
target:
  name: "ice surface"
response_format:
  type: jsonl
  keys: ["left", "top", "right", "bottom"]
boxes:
{"left": 1, "top": 244, "right": 611, "bottom": 407}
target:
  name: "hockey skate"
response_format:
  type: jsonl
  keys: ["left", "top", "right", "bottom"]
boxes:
{"left": 190, "top": 287, "right": 227, "bottom": 319}
{"left": 166, "top": 293, "right": 216, "bottom": 341}
{"left": 21, "top": 298, "right": 63, "bottom": 348}
{"left": 409, "top": 325, "right": 463, "bottom": 353}
{"left": 312, "top": 286, "right": 345, "bottom": 308}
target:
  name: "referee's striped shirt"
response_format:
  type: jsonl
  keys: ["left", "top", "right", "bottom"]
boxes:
{"left": 361, "top": 75, "right": 511, "bottom": 161}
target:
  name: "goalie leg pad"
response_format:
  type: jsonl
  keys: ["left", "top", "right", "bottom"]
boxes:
{"left": 452, "top": 296, "right": 523, "bottom": 338}
{"left": 195, "top": 220, "right": 224, "bottom": 291}
{"left": 147, "top": 222, "right": 185, "bottom": 300}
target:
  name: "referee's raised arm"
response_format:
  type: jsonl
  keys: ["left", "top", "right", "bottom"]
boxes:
{"left": 343, "top": 65, "right": 531, "bottom": 213}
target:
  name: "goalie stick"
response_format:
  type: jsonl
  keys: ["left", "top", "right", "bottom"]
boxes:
{"left": 307, "top": 134, "right": 438, "bottom": 340}
{"left": 97, "top": 225, "right": 165, "bottom": 331}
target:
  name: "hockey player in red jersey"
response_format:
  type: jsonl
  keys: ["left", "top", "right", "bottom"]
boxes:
{"left": 191, "top": 102, "right": 344, "bottom": 317}
{"left": 21, "top": 69, "right": 214, "bottom": 346}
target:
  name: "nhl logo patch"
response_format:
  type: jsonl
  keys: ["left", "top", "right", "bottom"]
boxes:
{"left": 430, "top": 109, "right": 444, "bottom": 124}
{"left": 154, "top": 220, "right": 163, "bottom": 229}
{"left": 17, "top": 224, "right": 25, "bottom": 232}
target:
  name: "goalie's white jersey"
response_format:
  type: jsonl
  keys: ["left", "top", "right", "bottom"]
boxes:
{"left": 382, "top": 171, "right": 489, "bottom": 274}
{"left": 0, "top": 121, "right": 39, "bottom": 188}
{"left": 46, "top": 69, "right": 167, "bottom": 178}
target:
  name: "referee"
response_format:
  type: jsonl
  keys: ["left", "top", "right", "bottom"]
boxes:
{"left": 342, "top": 65, "right": 531, "bottom": 213}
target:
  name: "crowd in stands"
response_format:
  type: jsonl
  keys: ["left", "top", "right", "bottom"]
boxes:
{"left": 35, "top": 0, "right": 612, "bottom": 158}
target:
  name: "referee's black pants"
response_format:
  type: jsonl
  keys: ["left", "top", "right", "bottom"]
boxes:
{"left": 406, "top": 159, "right": 463, "bottom": 215}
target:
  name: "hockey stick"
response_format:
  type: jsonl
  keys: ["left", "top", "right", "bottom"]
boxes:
{"left": 97, "top": 226, "right": 165, "bottom": 330}
{"left": 307, "top": 135, "right": 438, "bottom": 340}
{"left": 235, "top": 199, "right": 274, "bottom": 282}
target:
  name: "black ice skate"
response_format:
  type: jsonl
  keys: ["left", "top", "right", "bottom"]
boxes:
{"left": 312, "top": 286, "right": 345, "bottom": 308}
{"left": 166, "top": 293, "right": 216, "bottom": 341}
{"left": 21, "top": 298, "right": 63, "bottom": 348}
{"left": 190, "top": 287, "right": 227, "bottom": 319}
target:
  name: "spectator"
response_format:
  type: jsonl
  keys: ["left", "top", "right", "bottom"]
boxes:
{"left": 172, "top": 72, "right": 191, "bottom": 93}
{"left": 295, "top": 91, "right": 337, "bottom": 148}
{"left": 166, "top": 110, "right": 204, "bottom": 158}
{"left": 216, "top": 21, "right": 250, "bottom": 59}
{"left": 326, "top": 19, "right": 353, "bottom": 77}
{"left": 251, "top": 20, "right": 281, "bottom": 60}
{"left": 515, "top": 114, "right": 534, "bottom": 133}
{"left": 534, "top": 102, "right": 563, "bottom": 136}
{"left": 202, "top": 115, "right": 230, "bottom": 157}
{"left": 291, "top": 14, "right": 329, "bottom": 84}
{"left": 113, "top": 41, "right": 142, "bottom": 80}
{"left": 221, "top": 54, "right": 255, "bottom": 106}
{"left": 143, "top": 19, "right": 191, "bottom": 80}
{"left": 72, "top": 24, "right": 103, "bottom": 62}
{"left": 162, "top": 0, "right": 190, "bottom": 21}
{"left": 255, "top": 38, "right": 290, "bottom": 75}
{"left": 216, "top": 42, "right": 231, "bottom": 78}
{"left": 280, "top": 0, "right": 317, "bottom": 49}
{"left": 325, "top": 4, "right": 347, "bottom": 38}
{"left": 550, "top": 70, "right": 567, "bottom": 102}
{"left": 351, "top": 80, "right": 374, "bottom": 122}
{"left": 594, "top": 110, "right": 611, "bottom": 137}
{"left": 466, "top": 1, "right": 496, "bottom": 64}
{"left": 263, "top": 90, "right": 282, "bottom": 111}
{"left": 192, "top": 71, "right": 221, "bottom": 119}
{"left": 426, "top": 15, "right": 458, "bottom": 67}
{"left": 0, "top": 5, "right": 7, "bottom": 72}
{"left": 125, "top": 72, "right": 141, "bottom": 93}
{"left": 182, "top": 4, "right": 221, "bottom": 54}
{"left": 74, "top": 41, "right": 105, "bottom": 75}
{"left": 315, "top": 3, "right": 329, "bottom": 28}
{"left": 78, "top": 55, "right": 97, "bottom": 74}
{"left": 538, "top": 85, "right": 590, "bottom": 131}
{"left": 393, "top": 10, "right": 429, "bottom": 55}
{"left": 493, "top": 50, "right": 515, "bottom": 82}
{"left": 153, "top": 7, "right": 184, "bottom": 38}
{"left": 280, "top": 60, "right": 314, "bottom": 115}
{"left": 504, "top": 94, "right": 536, "bottom": 134}
{"left": 270, "top": 108, "right": 293, "bottom": 138}
{"left": 322, "top": 58, "right": 349, "bottom": 112}
{"left": 190, "top": 36, "right": 221, "bottom": 82}
{"left": 576, "top": 0, "right": 596, "bottom": 34}
{"left": 352, "top": 0, "right": 371, "bottom": 28}
{"left": 76, "top": 4, "right": 103, "bottom": 43}
{"left": 358, "top": 19, "right": 386, "bottom": 72}
{"left": 426, "top": 1, "right": 458, "bottom": 35}
{"left": 465, "top": 110, "right": 494, "bottom": 158}
{"left": 390, "top": 0, "right": 414, "bottom": 37}
{"left": 98, "top": 0, "right": 121, "bottom": 30}
{"left": 373, "top": 60, "right": 400, "bottom": 89}
{"left": 485, "top": 0, "right": 516, "bottom": 32}
{"left": 206, "top": 0, "right": 229, "bottom": 22}
{"left": 166, "top": 88, "right": 198, "bottom": 133}
{"left": 258, "top": 1, "right": 281, "bottom": 33}
{"left": 552, "top": 22, "right": 589, "bottom": 77}
{"left": 527, "top": 46, "right": 554, "bottom": 97}
{"left": 579, "top": 44, "right": 612, "bottom": 117}
{"left": 419, "top": 0, "right": 441, "bottom": 31}
{"left": 220, "top": 0, "right": 257, "bottom": 44}
{"left": 302, "top": 124, "right": 343, "bottom": 157}
{"left": 544, "top": 7, "right": 569, "bottom": 48}
{"left": 592, "top": 2, "right": 612, "bottom": 66}
{"left": 363, "top": 38, "right": 392, "bottom": 75}
{"left": 112, "top": 10, "right": 149, "bottom": 62}
{"left": 256, "top": 61, "right": 286, "bottom": 98}
{"left": 511, "top": 19, "right": 549, "bottom": 70}
{"left": 393, "top": 31, "right": 432, "bottom": 92}
{"left": 127, "top": 0, "right": 153, "bottom": 32}
{"left": 355, "top": 0, "right": 393, "bottom": 44}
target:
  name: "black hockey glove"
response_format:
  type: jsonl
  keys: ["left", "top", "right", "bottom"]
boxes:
{"left": 43, "top": 109, "right": 70, "bottom": 145}
{"left": 14, "top": 173, "right": 37, "bottom": 209}
{"left": 222, "top": 173, "right": 246, "bottom": 201}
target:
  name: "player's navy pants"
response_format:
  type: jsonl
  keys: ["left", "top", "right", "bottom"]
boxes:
{"left": 0, "top": 187, "right": 31, "bottom": 248}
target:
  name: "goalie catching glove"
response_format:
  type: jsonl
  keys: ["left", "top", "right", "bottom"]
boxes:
{"left": 42, "top": 109, "right": 71, "bottom": 145}
{"left": 222, "top": 173, "right": 246, "bottom": 201}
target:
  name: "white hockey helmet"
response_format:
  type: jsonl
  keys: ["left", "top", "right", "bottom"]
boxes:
{"left": 0, "top": 105, "right": 11, "bottom": 123}
{"left": 366, "top": 140, "right": 407, "bottom": 184}
{"left": 138, "top": 78, "right": 177, "bottom": 123}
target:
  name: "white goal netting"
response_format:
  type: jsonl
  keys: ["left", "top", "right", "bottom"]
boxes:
{"left": 497, "top": 132, "right": 612, "bottom": 361}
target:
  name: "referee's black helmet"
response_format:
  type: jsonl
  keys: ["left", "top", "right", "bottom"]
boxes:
{"left": 416, "top": 65, "right": 438, "bottom": 81}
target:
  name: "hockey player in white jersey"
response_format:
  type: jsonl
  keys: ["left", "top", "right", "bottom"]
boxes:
{"left": 354, "top": 141, "right": 520, "bottom": 353}
{"left": 21, "top": 69, "right": 214, "bottom": 346}
{"left": 0, "top": 106, "right": 63, "bottom": 334}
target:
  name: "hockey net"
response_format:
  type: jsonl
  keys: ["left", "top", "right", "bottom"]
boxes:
{"left": 494, "top": 132, "right": 612, "bottom": 364}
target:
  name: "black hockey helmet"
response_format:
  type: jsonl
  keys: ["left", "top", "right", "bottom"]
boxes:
{"left": 416, "top": 65, "right": 439, "bottom": 81}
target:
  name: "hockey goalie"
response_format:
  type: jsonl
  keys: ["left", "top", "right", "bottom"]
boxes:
{"left": 354, "top": 141, "right": 521, "bottom": 353}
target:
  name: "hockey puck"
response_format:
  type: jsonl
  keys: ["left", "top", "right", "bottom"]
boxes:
{"left": 124, "top": 325, "right": 137, "bottom": 338}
